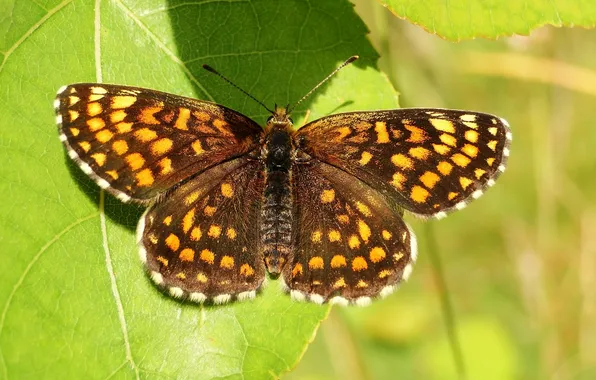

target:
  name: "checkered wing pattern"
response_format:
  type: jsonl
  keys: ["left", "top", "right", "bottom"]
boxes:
{"left": 296, "top": 109, "right": 511, "bottom": 218}
{"left": 283, "top": 160, "right": 416, "bottom": 306}
{"left": 138, "top": 156, "right": 266, "bottom": 303}
{"left": 55, "top": 84, "right": 262, "bottom": 203}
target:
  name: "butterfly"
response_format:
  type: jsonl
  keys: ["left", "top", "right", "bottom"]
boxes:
{"left": 55, "top": 57, "right": 511, "bottom": 306}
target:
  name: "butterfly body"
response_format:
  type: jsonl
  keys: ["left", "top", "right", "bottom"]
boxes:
{"left": 261, "top": 107, "right": 295, "bottom": 275}
{"left": 55, "top": 83, "right": 511, "bottom": 306}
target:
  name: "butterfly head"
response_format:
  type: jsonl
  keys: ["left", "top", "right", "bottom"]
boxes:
{"left": 266, "top": 104, "right": 293, "bottom": 131}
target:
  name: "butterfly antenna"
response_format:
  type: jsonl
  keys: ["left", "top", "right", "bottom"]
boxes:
{"left": 202, "top": 64, "right": 274, "bottom": 114}
{"left": 287, "top": 55, "right": 359, "bottom": 114}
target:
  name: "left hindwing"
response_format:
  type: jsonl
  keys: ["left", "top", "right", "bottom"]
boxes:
{"left": 296, "top": 109, "right": 511, "bottom": 218}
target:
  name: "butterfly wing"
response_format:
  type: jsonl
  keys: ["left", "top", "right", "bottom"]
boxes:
{"left": 138, "top": 156, "right": 266, "bottom": 303}
{"left": 283, "top": 160, "right": 416, "bottom": 305}
{"left": 55, "top": 84, "right": 263, "bottom": 203}
{"left": 295, "top": 109, "right": 511, "bottom": 218}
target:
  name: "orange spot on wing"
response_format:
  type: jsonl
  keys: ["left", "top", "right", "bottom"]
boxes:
{"left": 156, "top": 256, "right": 168, "bottom": 266}
{"left": 440, "top": 133, "right": 457, "bottom": 147}
{"left": 134, "top": 128, "right": 157, "bottom": 142}
{"left": 328, "top": 230, "right": 341, "bottom": 242}
{"left": 355, "top": 201, "right": 372, "bottom": 216}
{"left": 204, "top": 206, "right": 217, "bottom": 216}
{"left": 151, "top": 138, "right": 173, "bottom": 156}
{"left": 175, "top": 108, "right": 190, "bottom": 130}
{"left": 158, "top": 157, "right": 173, "bottom": 175}
{"left": 91, "top": 153, "right": 106, "bottom": 167}
{"left": 337, "top": 215, "right": 349, "bottom": 224}
{"left": 430, "top": 118, "right": 455, "bottom": 133}
{"left": 420, "top": 171, "right": 440, "bottom": 189}
{"left": 409, "top": 146, "right": 430, "bottom": 160}
{"left": 115, "top": 122, "right": 133, "bottom": 134}
{"left": 138, "top": 106, "right": 162, "bottom": 125}
{"left": 460, "top": 177, "right": 473, "bottom": 189}
{"left": 184, "top": 191, "right": 199, "bottom": 205}
{"left": 226, "top": 228, "right": 237, "bottom": 240}
{"left": 199, "top": 249, "right": 215, "bottom": 264}
{"left": 292, "top": 263, "right": 303, "bottom": 277}
{"left": 411, "top": 185, "right": 430, "bottom": 203}
{"left": 331, "top": 255, "right": 347, "bottom": 268}
{"left": 240, "top": 264, "right": 255, "bottom": 277}
{"left": 179, "top": 248, "right": 195, "bottom": 262}
{"left": 465, "top": 130, "right": 478, "bottom": 143}
{"left": 320, "top": 189, "right": 335, "bottom": 203}
{"left": 190, "top": 226, "right": 202, "bottom": 241}
{"left": 333, "top": 126, "right": 351, "bottom": 141}
{"left": 110, "top": 109, "right": 127, "bottom": 123}
{"left": 348, "top": 235, "right": 361, "bottom": 249}
{"left": 359, "top": 151, "right": 373, "bottom": 166}
{"left": 208, "top": 225, "right": 221, "bottom": 238}
{"left": 311, "top": 231, "right": 322, "bottom": 243}
{"left": 378, "top": 270, "right": 392, "bottom": 279}
{"left": 196, "top": 272, "right": 208, "bottom": 283}
{"left": 192, "top": 140, "right": 204, "bottom": 155}
{"left": 405, "top": 123, "right": 428, "bottom": 143}
{"left": 308, "top": 256, "right": 324, "bottom": 270}
{"left": 136, "top": 168, "right": 154, "bottom": 186}
{"left": 165, "top": 233, "right": 180, "bottom": 251}
{"left": 351, "top": 256, "right": 368, "bottom": 271}
{"left": 375, "top": 121, "right": 390, "bottom": 143}
{"left": 87, "top": 118, "right": 105, "bottom": 132}
{"left": 95, "top": 129, "right": 113, "bottom": 143}
{"left": 193, "top": 111, "right": 211, "bottom": 121}
{"left": 221, "top": 183, "right": 234, "bottom": 198}
{"left": 87, "top": 102, "right": 102, "bottom": 117}
{"left": 112, "top": 140, "right": 128, "bottom": 155}
{"left": 437, "top": 161, "right": 453, "bottom": 175}
{"left": 369, "top": 247, "right": 386, "bottom": 263}
{"left": 474, "top": 168, "right": 486, "bottom": 179}
{"left": 358, "top": 220, "right": 371, "bottom": 242}
{"left": 220, "top": 255, "right": 234, "bottom": 269}
{"left": 391, "top": 154, "right": 413, "bottom": 169}
{"left": 182, "top": 208, "right": 195, "bottom": 233}
{"left": 112, "top": 95, "right": 136, "bottom": 109}
{"left": 125, "top": 153, "right": 144, "bottom": 170}
{"left": 390, "top": 172, "right": 406, "bottom": 190}
{"left": 462, "top": 144, "right": 478, "bottom": 158}
{"left": 333, "top": 277, "right": 346, "bottom": 289}
{"left": 451, "top": 153, "right": 471, "bottom": 167}
{"left": 433, "top": 144, "right": 450, "bottom": 155}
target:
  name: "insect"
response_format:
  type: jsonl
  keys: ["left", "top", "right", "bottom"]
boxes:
{"left": 55, "top": 56, "right": 511, "bottom": 306}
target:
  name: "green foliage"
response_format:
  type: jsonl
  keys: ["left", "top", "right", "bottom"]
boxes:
{"left": 0, "top": 0, "right": 398, "bottom": 378}
{"left": 380, "top": 0, "right": 596, "bottom": 40}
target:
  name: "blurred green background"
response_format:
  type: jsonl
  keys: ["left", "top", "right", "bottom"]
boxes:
{"left": 290, "top": 1, "right": 596, "bottom": 379}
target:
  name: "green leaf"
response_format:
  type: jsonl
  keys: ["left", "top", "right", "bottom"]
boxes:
{"left": 0, "top": 0, "right": 398, "bottom": 378}
{"left": 379, "top": 0, "right": 596, "bottom": 40}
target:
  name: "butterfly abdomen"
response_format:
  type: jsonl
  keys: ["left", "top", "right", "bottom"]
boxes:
{"left": 261, "top": 129, "right": 293, "bottom": 274}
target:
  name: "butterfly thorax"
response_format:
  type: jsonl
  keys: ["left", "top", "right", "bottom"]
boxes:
{"left": 261, "top": 107, "right": 295, "bottom": 275}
